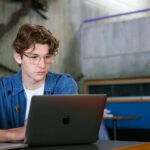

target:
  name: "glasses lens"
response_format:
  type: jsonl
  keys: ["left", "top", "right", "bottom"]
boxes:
{"left": 29, "top": 55, "right": 40, "bottom": 65}
{"left": 44, "top": 55, "right": 52, "bottom": 64}
{"left": 24, "top": 53, "right": 52, "bottom": 65}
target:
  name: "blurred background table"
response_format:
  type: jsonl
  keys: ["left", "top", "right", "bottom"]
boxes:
{"left": 104, "top": 116, "right": 140, "bottom": 140}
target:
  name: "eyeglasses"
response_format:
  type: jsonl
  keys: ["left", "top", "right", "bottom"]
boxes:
{"left": 23, "top": 52, "right": 52, "bottom": 65}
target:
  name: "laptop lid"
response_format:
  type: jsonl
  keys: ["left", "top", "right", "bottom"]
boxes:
{"left": 25, "top": 94, "right": 106, "bottom": 146}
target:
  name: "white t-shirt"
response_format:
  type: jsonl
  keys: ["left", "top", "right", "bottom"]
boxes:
{"left": 24, "top": 83, "right": 44, "bottom": 124}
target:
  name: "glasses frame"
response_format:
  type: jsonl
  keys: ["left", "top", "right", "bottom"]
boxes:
{"left": 23, "top": 52, "right": 52, "bottom": 65}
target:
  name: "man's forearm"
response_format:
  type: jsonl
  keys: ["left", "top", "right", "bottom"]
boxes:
{"left": 0, "top": 127, "right": 25, "bottom": 142}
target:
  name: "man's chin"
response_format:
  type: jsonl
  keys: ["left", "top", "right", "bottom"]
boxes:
{"left": 34, "top": 76, "right": 45, "bottom": 82}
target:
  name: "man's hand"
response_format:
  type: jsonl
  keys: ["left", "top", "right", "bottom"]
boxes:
{"left": 0, "top": 127, "right": 25, "bottom": 142}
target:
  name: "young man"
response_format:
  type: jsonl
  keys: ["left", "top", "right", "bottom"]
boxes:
{"left": 0, "top": 24, "right": 78, "bottom": 142}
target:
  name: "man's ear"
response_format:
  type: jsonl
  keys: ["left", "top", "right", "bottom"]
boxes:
{"left": 13, "top": 51, "right": 22, "bottom": 64}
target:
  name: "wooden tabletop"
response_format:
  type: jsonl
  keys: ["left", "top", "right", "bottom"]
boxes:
{"left": 103, "top": 116, "right": 140, "bottom": 120}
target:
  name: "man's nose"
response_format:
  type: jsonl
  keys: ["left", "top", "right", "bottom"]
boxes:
{"left": 38, "top": 57, "right": 46, "bottom": 68}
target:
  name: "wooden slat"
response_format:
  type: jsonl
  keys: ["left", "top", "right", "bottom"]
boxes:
{"left": 83, "top": 77, "right": 150, "bottom": 85}
{"left": 107, "top": 97, "right": 150, "bottom": 102}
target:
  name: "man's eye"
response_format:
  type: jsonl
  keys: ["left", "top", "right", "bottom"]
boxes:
{"left": 45, "top": 55, "right": 51, "bottom": 59}
{"left": 30, "top": 55, "right": 38, "bottom": 59}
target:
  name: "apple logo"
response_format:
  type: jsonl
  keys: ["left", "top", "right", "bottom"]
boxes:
{"left": 62, "top": 116, "right": 70, "bottom": 125}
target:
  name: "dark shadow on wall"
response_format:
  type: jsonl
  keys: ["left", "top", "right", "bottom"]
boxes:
{"left": 0, "top": 0, "right": 48, "bottom": 39}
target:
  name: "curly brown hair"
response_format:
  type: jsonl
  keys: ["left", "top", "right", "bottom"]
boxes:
{"left": 12, "top": 24, "right": 59, "bottom": 55}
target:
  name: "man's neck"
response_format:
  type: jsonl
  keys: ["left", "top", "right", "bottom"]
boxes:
{"left": 22, "top": 78, "right": 45, "bottom": 90}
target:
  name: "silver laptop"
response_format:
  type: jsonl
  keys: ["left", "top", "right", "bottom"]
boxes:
{"left": 0, "top": 94, "right": 106, "bottom": 149}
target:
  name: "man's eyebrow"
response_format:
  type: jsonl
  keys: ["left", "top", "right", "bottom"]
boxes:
{"left": 28, "top": 53, "right": 38, "bottom": 55}
{"left": 27, "top": 53, "right": 51, "bottom": 55}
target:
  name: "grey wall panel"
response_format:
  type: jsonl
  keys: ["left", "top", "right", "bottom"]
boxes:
{"left": 80, "top": 17, "right": 150, "bottom": 79}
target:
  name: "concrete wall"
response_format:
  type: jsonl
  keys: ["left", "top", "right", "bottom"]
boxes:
{"left": 1, "top": 0, "right": 150, "bottom": 83}
{"left": 80, "top": 16, "right": 150, "bottom": 80}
